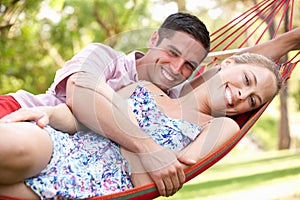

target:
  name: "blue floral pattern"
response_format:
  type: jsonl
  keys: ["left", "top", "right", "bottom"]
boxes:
{"left": 25, "top": 85, "right": 202, "bottom": 199}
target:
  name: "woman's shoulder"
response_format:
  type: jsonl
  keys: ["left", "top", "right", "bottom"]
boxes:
{"left": 138, "top": 81, "right": 167, "bottom": 95}
{"left": 211, "top": 117, "right": 240, "bottom": 132}
{"left": 116, "top": 81, "right": 155, "bottom": 98}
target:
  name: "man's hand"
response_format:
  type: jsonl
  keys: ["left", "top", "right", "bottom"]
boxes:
{"left": 0, "top": 107, "right": 49, "bottom": 128}
{"left": 143, "top": 148, "right": 197, "bottom": 196}
{"left": 126, "top": 147, "right": 195, "bottom": 196}
{"left": 137, "top": 147, "right": 196, "bottom": 197}
{"left": 71, "top": 71, "right": 196, "bottom": 196}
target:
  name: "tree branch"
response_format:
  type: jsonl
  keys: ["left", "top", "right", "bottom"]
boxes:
{"left": 39, "top": 37, "right": 65, "bottom": 68}
{"left": 93, "top": 1, "right": 111, "bottom": 37}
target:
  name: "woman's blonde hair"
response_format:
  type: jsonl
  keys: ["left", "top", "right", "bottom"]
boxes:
{"left": 230, "top": 53, "right": 282, "bottom": 95}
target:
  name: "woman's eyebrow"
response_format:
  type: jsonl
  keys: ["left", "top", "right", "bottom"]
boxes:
{"left": 250, "top": 71, "right": 257, "bottom": 85}
{"left": 257, "top": 94, "right": 262, "bottom": 105}
{"left": 249, "top": 71, "right": 263, "bottom": 104}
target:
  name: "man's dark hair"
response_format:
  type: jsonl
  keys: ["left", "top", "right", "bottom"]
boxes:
{"left": 157, "top": 12, "right": 210, "bottom": 53}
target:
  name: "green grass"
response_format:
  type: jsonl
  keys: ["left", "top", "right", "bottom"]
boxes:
{"left": 157, "top": 150, "right": 300, "bottom": 200}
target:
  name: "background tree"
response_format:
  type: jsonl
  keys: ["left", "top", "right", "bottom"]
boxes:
{"left": 0, "top": 0, "right": 151, "bottom": 94}
{"left": 278, "top": 11, "right": 292, "bottom": 150}
{"left": 1, "top": 0, "right": 299, "bottom": 151}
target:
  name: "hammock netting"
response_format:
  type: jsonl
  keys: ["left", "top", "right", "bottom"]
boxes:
{"left": 1, "top": 0, "right": 299, "bottom": 199}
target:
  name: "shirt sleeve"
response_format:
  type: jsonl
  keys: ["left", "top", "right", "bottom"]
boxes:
{"left": 167, "top": 81, "right": 188, "bottom": 98}
{"left": 48, "top": 43, "right": 123, "bottom": 97}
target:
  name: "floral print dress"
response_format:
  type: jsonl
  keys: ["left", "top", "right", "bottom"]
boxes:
{"left": 25, "top": 85, "right": 203, "bottom": 199}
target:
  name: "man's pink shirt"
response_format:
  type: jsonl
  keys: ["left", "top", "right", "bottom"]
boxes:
{"left": 12, "top": 43, "right": 139, "bottom": 107}
{"left": 12, "top": 43, "right": 182, "bottom": 108}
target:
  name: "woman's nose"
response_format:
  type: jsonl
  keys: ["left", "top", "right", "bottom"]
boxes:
{"left": 238, "top": 88, "right": 253, "bottom": 99}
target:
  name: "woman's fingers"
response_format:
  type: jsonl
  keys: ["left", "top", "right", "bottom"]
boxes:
{"left": 0, "top": 108, "right": 49, "bottom": 128}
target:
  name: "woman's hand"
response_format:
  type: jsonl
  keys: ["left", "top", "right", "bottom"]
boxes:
{"left": 0, "top": 107, "right": 50, "bottom": 128}
{"left": 0, "top": 104, "right": 80, "bottom": 134}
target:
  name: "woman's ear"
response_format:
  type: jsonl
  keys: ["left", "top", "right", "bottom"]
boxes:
{"left": 220, "top": 57, "right": 235, "bottom": 69}
{"left": 148, "top": 31, "right": 159, "bottom": 47}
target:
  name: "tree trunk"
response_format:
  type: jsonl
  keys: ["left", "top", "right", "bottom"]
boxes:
{"left": 177, "top": 0, "right": 186, "bottom": 12}
{"left": 278, "top": 5, "right": 291, "bottom": 150}
{"left": 278, "top": 82, "right": 291, "bottom": 149}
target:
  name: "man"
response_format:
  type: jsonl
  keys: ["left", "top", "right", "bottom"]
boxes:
{"left": 66, "top": 13, "right": 210, "bottom": 197}
{"left": 0, "top": 13, "right": 211, "bottom": 197}
{"left": 1, "top": 13, "right": 300, "bottom": 196}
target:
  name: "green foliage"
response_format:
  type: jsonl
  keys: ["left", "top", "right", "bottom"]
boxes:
{"left": 158, "top": 150, "right": 300, "bottom": 199}
{"left": 250, "top": 115, "right": 279, "bottom": 151}
{"left": 1, "top": 0, "right": 299, "bottom": 96}
{"left": 1, "top": 0, "right": 48, "bottom": 94}
{"left": 0, "top": 0, "right": 151, "bottom": 95}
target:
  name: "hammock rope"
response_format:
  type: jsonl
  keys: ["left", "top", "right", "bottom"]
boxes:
{"left": 210, "top": 0, "right": 294, "bottom": 54}
{"left": 1, "top": 0, "right": 299, "bottom": 199}
{"left": 93, "top": 0, "right": 299, "bottom": 199}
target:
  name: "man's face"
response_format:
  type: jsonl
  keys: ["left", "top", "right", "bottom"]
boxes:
{"left": 145, "top": 31, "right": 207, "bottom": 92}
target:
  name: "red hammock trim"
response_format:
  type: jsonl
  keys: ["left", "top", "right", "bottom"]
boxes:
{"left": 93, "top": 59, "right": 298, "bottom": 200}
{"left": 184, "top": 102, "right": 270, "bottom": 182}
{"left": 210, "top": 0, "right": 271, "bottom": 41}
{"left": 210, "top": 0, "right": 277, "bottom": 51}
{"left": 255, "top": 0, "right": 287, "bottom": 43}
{"left": 0, "top": 88, "right": 285, "bottom": 200}
{"left": 211, "top": 0, "right": 294, "bottom": 53}
{"left": 225, "top": 0, "right": 280, "bottom": 49}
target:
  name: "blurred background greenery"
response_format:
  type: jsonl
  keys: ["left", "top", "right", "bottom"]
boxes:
{"left": 0, "top": 0, "right": 300, "bottom": 199}
{"left": 1, "top": 0, "right": 300, "bottom": 198}
{"left": 1, "top": 0, "right": 299, "bottom": 151}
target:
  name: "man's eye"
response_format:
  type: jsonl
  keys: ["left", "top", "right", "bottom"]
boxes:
{"left": 185, "top": 63, "right": 195, "bottom": 71}
{"left": 169, "top": 50, "right": 178, "bottom": 57}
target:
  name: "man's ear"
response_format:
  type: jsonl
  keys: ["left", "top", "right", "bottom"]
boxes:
{"left": 148, "top": 31, "right": 159, "bottom": 47}
{"left": 220, "top": 57, "right": 235, "bottom": 69}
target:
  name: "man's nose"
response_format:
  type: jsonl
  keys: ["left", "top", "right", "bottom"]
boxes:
{"left": 171, "top": 57, "right": 185, "bottom": 74}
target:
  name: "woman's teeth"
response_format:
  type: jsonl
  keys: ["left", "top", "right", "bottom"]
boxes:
{"left": 225, "top": 87, "right": 233, "bottom": 106}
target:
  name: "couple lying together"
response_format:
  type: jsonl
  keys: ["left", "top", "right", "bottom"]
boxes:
{"left": 0, "top": 53, "right": 282, "bottom": 199}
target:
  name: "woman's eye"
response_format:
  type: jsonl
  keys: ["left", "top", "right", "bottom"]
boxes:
{"left": 249, "top": 95, "right": 256, "bottom": 107}
{"left": 245, "top": 74, "right": 250, "bottom": 85}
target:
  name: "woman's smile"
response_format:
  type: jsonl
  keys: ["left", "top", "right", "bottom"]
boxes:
{"left": 225, "top": 84, "right": 234, "bottom": 107}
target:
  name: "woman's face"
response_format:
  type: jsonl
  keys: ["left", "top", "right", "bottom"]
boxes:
{"left": 209, "top": 58, "right": 277, "bottom": 116}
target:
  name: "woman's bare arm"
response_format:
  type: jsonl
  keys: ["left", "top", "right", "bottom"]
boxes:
{"left": 44, "top": 104, "right": 83, "bottom": 134}
{"left": 0, "top": 104, "right": 82, "bottom": 134}
{"left": 125, "top": 117, "right": 240, "bottom": 187}
{"left": 67, "top": 72, "right": 186, "bottom": 196}
{"left": 179, "top": 117, "right": 240, "bottom": 168}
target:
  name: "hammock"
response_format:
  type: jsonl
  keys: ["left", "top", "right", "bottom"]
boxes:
{"left": 1, "top": 0, "right": 299, "bottom": 199}
{"left": 94, "top": 0, "right": 299, "bottom": 199}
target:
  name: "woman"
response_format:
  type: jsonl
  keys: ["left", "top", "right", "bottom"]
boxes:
{"left": 0, "top": 53, "right": 282, "bottom": 199}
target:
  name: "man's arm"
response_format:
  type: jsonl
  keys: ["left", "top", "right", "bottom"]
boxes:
{"left": 238, "top": 27, "right": 300, "bottom": 62}
{"left": 66, "top": 72, "right": 188, "bottom": 197}
{"left": 181, "top": 28, "right": 300, "bottom": 96}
